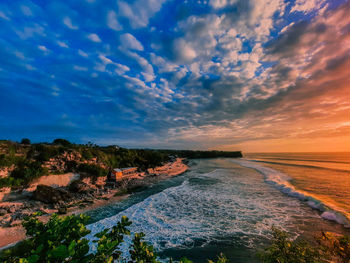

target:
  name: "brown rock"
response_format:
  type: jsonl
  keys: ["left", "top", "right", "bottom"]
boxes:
{"left": 34, "top": 185, "right": 72, "bottom": 204}
{"left": 0, "top": 208, "right": 7, "bottom": 216}
{"left": 7, "top": 206, "right": 15, "bottom": 213}
{"left": 68, "top": 180, "right": 94, "bottom": 194}
{"left": 57, "top": 206, "right": 67, "bottom": 214}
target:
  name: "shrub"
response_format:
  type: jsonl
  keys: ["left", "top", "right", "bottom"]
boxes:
{"left": 260, "top": 227, "right": 325, "bottom": 263}
{"left": 318, "top": 232, "right": 350, "bottom": 263}
{"left": 0, "top": 176, "right": 23, "bottom": 188}
{"left": 81, "top": 149, "right": 94, "bottom": 161}
{"left": 10, "top": 161, "right": 48, "bottom": 185}
{"left": 0, "top": 213, "right": 227, "bottom": 263}
{"left": 77, "top": 163, "right": 108, "bottom": 177}
{"left": 33, "top": 144, "right": 62, "bottom": 162}
{"left": 53, "top": 138, "right": 72, "bottom": 147}
{"left": 20, "top": 138, "right": 31, "bottom": 145}
{"left": 0, "top": 154, "right": 21, "bottom": 168}
{"left": 0, "top": 214, "right": 155, "bottom": 263}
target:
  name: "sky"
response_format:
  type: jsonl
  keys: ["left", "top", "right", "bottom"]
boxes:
{"left": 0, "top": 0, "right": 350, "bottom": 152}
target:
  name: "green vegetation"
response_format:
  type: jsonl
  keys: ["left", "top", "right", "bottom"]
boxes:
{"left": 52, "top": 138, "right": 72, "bottom": 147}
{"left": 20, "top": 138, "right": 31, "bottom": 145}
{"left": 11, "top": 160, "right": 48, "bottom": 185}
{"left": 0, "top": 139, "right": 242, "bottom": 189}
{"left": 318, "top": 232, "right": 350, "bottom": 263}
{"left": 0, "top": 213, "right": 349, "bottom": 263}
{"left": 259, "top": 227, "right": 323, "bottom": 263}
{"left": 76, "top": 163, "right": 108, "bottom": 178}
{"left": 0, "top": 214, "right": 226, "bottom": 263}
{"left": 260, "top": 227, "right": 350, "bottom": 263}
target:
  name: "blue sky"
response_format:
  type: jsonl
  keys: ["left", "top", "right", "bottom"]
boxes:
{"left": 1, "top": 0, "right": 350, "bottom": 151}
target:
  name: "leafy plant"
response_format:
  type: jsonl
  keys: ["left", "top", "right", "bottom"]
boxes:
{"left": 10, "top": 161, "right": 48, "bottom": 185}
{"left": 129, "top": 232, "right": 159, "bottom": 263}
{"left": 0, "top": 213, "right": 132, "bottom": 263}
{"left": 77, "top": 163, "right": 108, "bottom": 178}
{"left": 0, "top": 214, "right": 228, "bottom": 263}
{"left": 52, "top": 139, "right": 72, "bottom": 147}
{"left": 259, "top": 227, "right": 325, "bottom": 263}
{"left": 318, "top": 232, "right": 350, "bottom": 263}
{"left": 20, "top": 138, "right": 31, "bottom": 145}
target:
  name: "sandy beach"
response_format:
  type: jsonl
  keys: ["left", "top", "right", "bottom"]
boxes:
{"left": 0, "top": 158, "right": 188, "bottom": 249}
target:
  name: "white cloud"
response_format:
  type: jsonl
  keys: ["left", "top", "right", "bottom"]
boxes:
{"left": 120, "top": 33, "right": 144, "bottom": 51}
{"left": 78, "top": 49, "right": 89, "bottom": 57}
{"left": 174, "top": 39, "right": 196, "bottom": 62}
{"left": 63, "top": 17, "right": 78, "bottom": 30}
{"left": 73, "top": 65, "right": 89, "bottom": 71}
{"left": 117, "top": 0, "right": 167, "bottom": 28}
{"left": 126, "top": 51, "right": 155, "bottom": 82}
{"left": 14, "top": 51, "right": 25, "bottom": 60}
{"left": 0, "top": 11, "right": 10, "bottom": 20}
{"left": 107, "top": 10, "right": 122, "bottom": 31}
{"left": 21, "top": 6, "right": 33, "bottom": 16}
{"left": 209, "top": 0, "right": 237, "bottom": 9}
{"left": 249, "top": 0, "right": 285, "bottom": 40}
{"left": 15, "top": 24, "right": 45, "bottom": 40}
{"left": 57, "top": 41, "right": 68, "bottom": 48}
{"left": 38, "top": 45, "right": 50, "bottom": 55}
{"left": 291, "top": 0, "right": 326, "bottom": 13}
{"left": 150, "top": 53, "right": 177, "bottom": 73}
{"left": 96, "top": 54, "right": 130, "bottom": 75}
{"left": 87, "top": 33, "right": 102, "bottom": 42}
{"left": 114, "top": 64, "right": 130, "bottom": 75}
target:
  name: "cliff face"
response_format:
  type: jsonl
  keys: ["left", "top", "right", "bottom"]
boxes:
{"left": 42, "top": 151, "right": 107, "bottom": 173}
{"left": 0, "top": 165, "right": 15, "bottom": 178}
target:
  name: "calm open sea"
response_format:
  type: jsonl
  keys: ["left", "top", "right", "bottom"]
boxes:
{"left": 86, "top": 154, "right": 350, "bottom": 262}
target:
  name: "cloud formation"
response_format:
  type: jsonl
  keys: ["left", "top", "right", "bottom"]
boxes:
{"left": 0, "top": 0, "right": 349, "bottom": 151}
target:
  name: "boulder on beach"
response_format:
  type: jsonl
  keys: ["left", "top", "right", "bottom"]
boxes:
{"left": 68, "top": 180, "right": 94, "bottom": 194}
{"left": 33, "top": 185, "right": 72, "bottom": 204}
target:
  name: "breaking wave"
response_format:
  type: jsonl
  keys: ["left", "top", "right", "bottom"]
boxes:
{"left": 86, "top": 166, "right": 313, "bottom": 255}
{"left": 231, "top": 159, "right": 350, "bottom": 228}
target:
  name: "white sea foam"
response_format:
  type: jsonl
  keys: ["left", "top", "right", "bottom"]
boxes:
{"left": 87, "top": 165, "right": 313, "bottom": 255}
{"left": 232, "top": 159, "right": 350, "bottom": 228}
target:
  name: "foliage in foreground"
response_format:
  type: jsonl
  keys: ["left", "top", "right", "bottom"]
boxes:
{"left": 260, "top": 227, "right": 350, "bottom": 263}
{"left": 1, "top": 213, "right": 349, "bottom": 263}
{"left": 259, "top": 227, "right": 324, "bottom": 263}
{"left": 0, "top": 213, "right": 226, "bottom": 263}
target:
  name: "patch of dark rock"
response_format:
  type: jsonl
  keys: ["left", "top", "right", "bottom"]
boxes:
{"left": 33, "top": 185, "right": 72, "bottom": 204}
{"left": 68, "top": 180, "right": 94, "bottom": 194}
{"left": 0, "top": 208, "right": 7, "bottom": 216}
{"left": 57, "top": 206, "right": 67, "bottom": 214}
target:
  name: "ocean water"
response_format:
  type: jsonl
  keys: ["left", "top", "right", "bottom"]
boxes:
{"left": 243, "top": 153, "right": 350, "bottom": 226}
{"left": 85, "top": 156, "right": 350, "bottom": 262}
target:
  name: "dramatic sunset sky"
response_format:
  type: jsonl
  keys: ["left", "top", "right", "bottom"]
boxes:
{"left": 0, "top": 0, "right": 349, "bottom": 152}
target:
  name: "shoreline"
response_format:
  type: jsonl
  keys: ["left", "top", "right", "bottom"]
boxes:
{"left": 0, "top": 158, "right": 189, "bottom": 249}
{"left": 233, "top": 158, "right": 350, "bottom": 229}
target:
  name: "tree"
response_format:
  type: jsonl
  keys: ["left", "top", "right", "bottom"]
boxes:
{"left": 52, "top": 138, "right": 72, "bottom": 147}
{"left": 20, "top": 138, "right": 31, "bottom": 145}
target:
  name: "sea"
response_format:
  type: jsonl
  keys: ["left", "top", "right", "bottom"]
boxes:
{"left": 85, "top": 153, "right": 350, "bottom": 262}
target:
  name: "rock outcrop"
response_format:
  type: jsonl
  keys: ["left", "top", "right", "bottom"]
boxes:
{"left": 68, "top": 180, "right": 94, "bottom": 194}
{"left": 33, "top": 185, "right": 72, "bottom": 204}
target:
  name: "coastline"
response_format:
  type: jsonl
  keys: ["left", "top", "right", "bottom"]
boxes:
{"left": 0, "top": 158, "right": 188, "bottom": 249}
{"left": 233, "top": 158, "right": 350, "bottom": 228}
